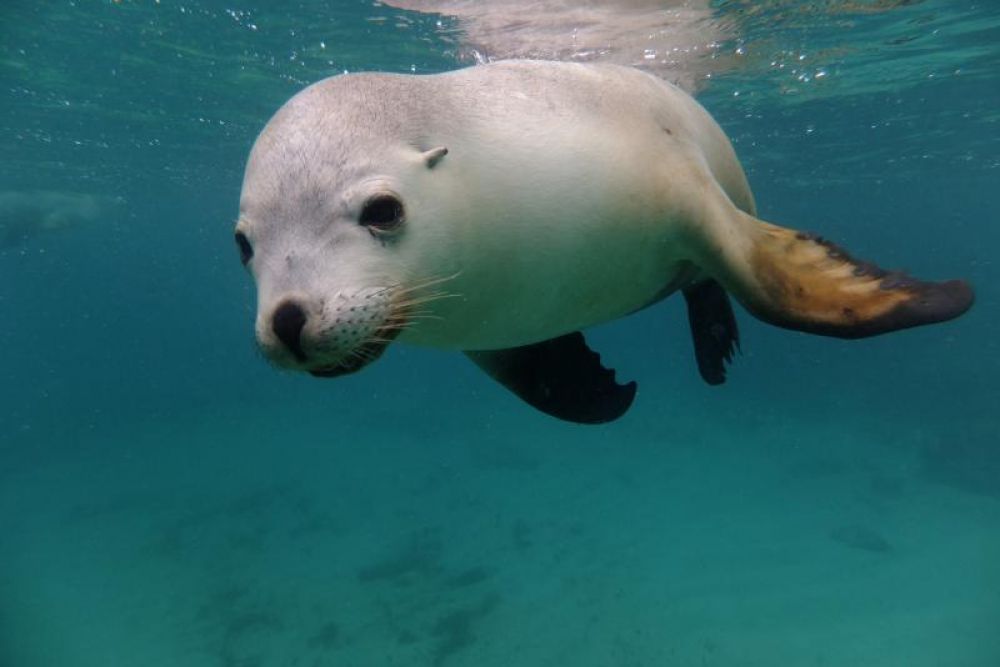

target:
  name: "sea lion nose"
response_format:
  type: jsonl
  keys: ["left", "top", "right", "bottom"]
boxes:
{"left": 271, "top": 300, "right": 308, "bottom": 361}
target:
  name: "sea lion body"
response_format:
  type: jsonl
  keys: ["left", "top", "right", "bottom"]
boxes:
{"left": 241, "top": 62, "right": 747, "bottom": 350}
{"left": 384, "top": 63, "right": 749, "bottom": 349}
{"left": 237, "top": 61, "right": 972, "bottom": 423}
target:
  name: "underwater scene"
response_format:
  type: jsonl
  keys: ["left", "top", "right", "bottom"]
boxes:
{"left": 1, "top": 1, "right": 998, "bottom": 665}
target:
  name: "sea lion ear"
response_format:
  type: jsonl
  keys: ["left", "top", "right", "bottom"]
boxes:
{"left": 421, "top": 146, "right": 448, "bottom": 169}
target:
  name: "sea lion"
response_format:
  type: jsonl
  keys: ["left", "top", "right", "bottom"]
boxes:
{"left": 235, "top": 60, "right": 973, "bottom": 424}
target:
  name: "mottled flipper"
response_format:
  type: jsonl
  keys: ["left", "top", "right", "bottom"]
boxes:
{"left": 683, "top": 279, "right": 740, "bottom": 385}
{"left": 466, "top": 332, "right": 636, "bottom": 424}
{"left": 704, "top": 208, "right": 974, "bottom": 338}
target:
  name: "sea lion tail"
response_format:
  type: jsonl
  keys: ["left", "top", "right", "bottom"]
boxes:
{"left": 703, "top": 208, "right": 974, "bottom": 338}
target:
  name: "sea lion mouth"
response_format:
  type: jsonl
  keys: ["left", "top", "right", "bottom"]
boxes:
{"left": 308, "top": 324, "right": 403, "bottom": 378}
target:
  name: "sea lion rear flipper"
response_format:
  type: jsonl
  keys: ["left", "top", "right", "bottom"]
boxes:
{"left": 683, "top": 279, "right": 740, "bottom": 385}
{"left": 465, "top": 332, "right": 637, "bottom": 424}
{"left": 703, "top": 207, "right": 974, "bottom": 338}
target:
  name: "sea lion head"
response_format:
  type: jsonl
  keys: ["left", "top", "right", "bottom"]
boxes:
{"left": 235, "top": 74, "right": 453, "bottom": 377}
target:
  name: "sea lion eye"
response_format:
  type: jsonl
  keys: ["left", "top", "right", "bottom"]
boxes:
{"left": 360, "top": 195, "right": 404, "bottom": 232}
{"left": 235, "top": 231, "right": 253, "bottom": 265}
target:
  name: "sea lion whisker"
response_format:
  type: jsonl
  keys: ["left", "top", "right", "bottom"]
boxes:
{"left": 382, "top": 317, "right": 420, "bottom": 327}
{"left": 346, "top": 346, "right": 377, "bottom": 363}
{"left": 393, "top": 286, "right": 460, "bottom": 300}
{"left": 392, "top": 292, "right": 462, "bottom": 309}
{"left": 393, "top": 313, "right": 443, "bottom": 321}
{"left": 377, "top": 322, "right": 414, "bottom": 334}
{"left": 364, "top": 337, "right": 398, "bottom": 346}
{"left": 392, "top": 271, "right": 462, "bottom": 296}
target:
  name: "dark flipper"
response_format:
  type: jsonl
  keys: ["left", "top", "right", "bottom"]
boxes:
{"left": 465, "top": 332, "right": 637, "bottom": 424}
{"left": 683, "top": 279, "right": 740, "bottom": 385}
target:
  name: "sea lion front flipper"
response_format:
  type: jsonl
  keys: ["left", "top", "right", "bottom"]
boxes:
{"left": 465, "top": 332, "right": 637, "bottom": 424}
{"left": 683, "top": 279, "right": 740, "bottom": 385}
{"left": 701, "top": 205, "right": 974, "bottom": 338}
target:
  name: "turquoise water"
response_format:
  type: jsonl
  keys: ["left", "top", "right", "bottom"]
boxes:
{"left": 2, "top": 1, "right": 999, "bottom": 665}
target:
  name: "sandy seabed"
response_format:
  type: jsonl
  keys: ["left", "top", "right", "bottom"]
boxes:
{"left": 3, "top": 374, "right": 998, "bottom": 667}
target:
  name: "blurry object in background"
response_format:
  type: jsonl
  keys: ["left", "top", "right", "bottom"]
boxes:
{"left": 379, "top": 0, "right": 731, "bottom": 91}
{"left": 0, "top": 190, "right": 124, "bottom": 248}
